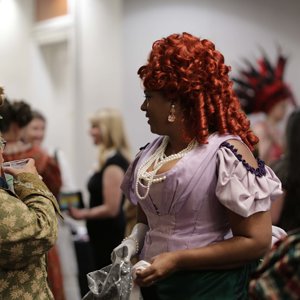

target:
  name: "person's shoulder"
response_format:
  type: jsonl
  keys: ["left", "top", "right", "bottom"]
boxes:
{"left": 139, "top": 143, "right": 150, "bottom": 151}
{"left": 104, "top": 152, "right": 128, "bottom": 170}
{"left": 132, "top": 137, "right": 162, "bottom": 161}
{"left": 26, "top": 145, "right": 50, "bottom": 161}
{"left": 109, "top": 152, "right": 128, "bottom": 164}
{"left": 220, "top": 138, "right": 258, "bottom": 169}
{"left": 30, "top": 144, "right": 47, "bottom": 154}
{"left": 222, "top": 139, "right": 250, "bottom": 154}
{"left": 139, "top": 136, "right": 162, "bottom": 151}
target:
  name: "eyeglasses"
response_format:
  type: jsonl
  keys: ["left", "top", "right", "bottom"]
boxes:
{"left": 0, "top": 139, "right": 7, "bottom": 151}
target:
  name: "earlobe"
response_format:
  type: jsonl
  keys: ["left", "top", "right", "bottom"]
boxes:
{"left": 168, "top": 104, "right": 176, "bottom": 122}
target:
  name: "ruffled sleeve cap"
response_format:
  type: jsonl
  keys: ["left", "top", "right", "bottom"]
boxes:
{"left": 216, "top": 142, "right": 283, "bottom": 217}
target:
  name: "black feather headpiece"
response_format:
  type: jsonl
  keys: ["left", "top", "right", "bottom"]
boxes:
{"left": 233, "top": 51, "right": 295, "bottom": 114}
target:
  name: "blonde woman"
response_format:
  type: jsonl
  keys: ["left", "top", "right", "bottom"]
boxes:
{"left": 69, "top": 108, "right": 130, "bottom": 269}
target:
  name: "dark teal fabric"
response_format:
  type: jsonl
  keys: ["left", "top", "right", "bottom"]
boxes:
{"left": 142, "top": 262, "right": 258, "bottom": 300}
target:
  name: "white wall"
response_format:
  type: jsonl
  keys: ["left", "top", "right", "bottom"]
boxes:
{"left": 122, "top": 0, "right": 300, "bottom": 153}
{"left": 0, "top": 0, "right": 300, "bottom": 196}
{"left": 0, "top": 0, "right": 34, "bottom": 99}
{"left": 76, "top": 0, "right": 123, "bottom": 192}
{"left": 0, "top": 0, "right": 123, "bottom": 195}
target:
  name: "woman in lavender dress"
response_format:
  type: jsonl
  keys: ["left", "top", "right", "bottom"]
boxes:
{"left": 112, "top": 33, "right": 284, "bottom": 299}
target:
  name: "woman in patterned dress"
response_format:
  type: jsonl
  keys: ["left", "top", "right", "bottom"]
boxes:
{"left": 0, "top": 97, "right": 65, "bottom": 300}
{"left": 0, "top": 87, "right": 60, "bottom": 299}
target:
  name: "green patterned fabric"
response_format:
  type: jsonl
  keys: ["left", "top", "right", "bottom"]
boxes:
{"left": 0, "top": 173, "right": 60, "bottom": 299}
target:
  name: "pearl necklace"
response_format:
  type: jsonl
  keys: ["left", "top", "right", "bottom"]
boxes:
{"left": 135, "top": 136, "right": 197, "bottom": 200}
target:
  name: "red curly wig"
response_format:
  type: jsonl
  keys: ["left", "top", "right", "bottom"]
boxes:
{"left": 138, "top": 32, "right": 258, "bottom": 151}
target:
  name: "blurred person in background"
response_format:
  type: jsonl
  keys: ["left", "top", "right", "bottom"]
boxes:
{"left": 0, "top": 98, "right": 65, "bottom": 300}
{"left": 233, "top": 51, "right": 296, "bottom": 165}
{"left": 233, "top": 51, "right": 297, "bottom": 234}
{"left": 249, "top": 109, "right": 300, "bottom": 300}
{"left": 22, "top": 110, "right": 81, "bottom": 300}
{"left": 22, "top": 110, "right": 77, "bottom": 193}
{"left": 68, "top": 107, "right": 130, "bottom": 270}
{"left": 268, "top": 109, "right": 300, "bottom": 231}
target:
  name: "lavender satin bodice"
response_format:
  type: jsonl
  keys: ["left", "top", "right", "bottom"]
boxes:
{"left": 121, "top": 134, "right": 282, "bottom": 261}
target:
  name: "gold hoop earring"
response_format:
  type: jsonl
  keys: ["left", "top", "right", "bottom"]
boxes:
{"left": 168, "top": 104, "right": 176, "bottom": 122}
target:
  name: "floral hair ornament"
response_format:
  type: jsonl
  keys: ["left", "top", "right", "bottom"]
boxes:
{"left": 233, "top": 48, "right": 296, "bottom": 114}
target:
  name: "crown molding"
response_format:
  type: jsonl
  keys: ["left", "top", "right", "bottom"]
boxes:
{"left": 32, "top": 15, "right": 73, "bottom": 45}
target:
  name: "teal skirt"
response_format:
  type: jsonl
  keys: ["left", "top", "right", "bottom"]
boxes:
{"left": 141, "top": 262, "right": 258, "bottom": 300}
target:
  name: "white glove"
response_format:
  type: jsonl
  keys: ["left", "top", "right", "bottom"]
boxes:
{"left": 132, "top": 260, "right": 151, "bottom": 280}
{"left": 111, "top": 223, "right": 149, "bottom": 263}
{"left": 271, "top": 225, "right": 287, "bottom": 246}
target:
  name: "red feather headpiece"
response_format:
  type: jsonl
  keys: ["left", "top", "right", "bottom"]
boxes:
{"left": 233, "top": 51, "right": 295, "bottom": 114}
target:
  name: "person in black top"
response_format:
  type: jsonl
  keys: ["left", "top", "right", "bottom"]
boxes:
{"left": 69, "top": 107, "right": 131, "bottom": 269}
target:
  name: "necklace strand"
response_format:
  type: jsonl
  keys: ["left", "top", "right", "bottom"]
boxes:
{"left": 135, "top": 137, "right": 197, "bottom": 200}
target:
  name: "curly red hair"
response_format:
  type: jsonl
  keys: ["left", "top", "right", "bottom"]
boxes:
{"left": 138, "top": 32, "right": 258, "bottom": 151}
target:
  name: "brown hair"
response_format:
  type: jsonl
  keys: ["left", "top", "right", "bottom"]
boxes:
{"left": 0, "top": 98, "right": 33, "bottom": 133}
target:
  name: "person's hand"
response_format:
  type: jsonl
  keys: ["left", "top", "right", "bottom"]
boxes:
{"left": 68, "top": 206, "right": 89, "bottom": 220}
{"left": 111, "top": 237, "right": 138, "bottom": 263}
{"left": 134, "top": 251, "right": 179, "bottom": 287}
{"left": 2, "top": 158, "right": 39, "bottom": 177}
{"left": 132, "top": 260, "right": 151, "bottom": 280}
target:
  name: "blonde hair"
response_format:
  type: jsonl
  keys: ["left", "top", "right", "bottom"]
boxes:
{"left": 90, "top": 108, "right": 131, "bottom": 167}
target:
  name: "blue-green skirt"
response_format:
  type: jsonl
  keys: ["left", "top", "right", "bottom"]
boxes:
{"left": 141, "top": 262, "right": 258, "bottom": 300}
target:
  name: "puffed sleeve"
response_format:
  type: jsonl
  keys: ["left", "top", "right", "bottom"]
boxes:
{"left": 0, "top": 173, "right": 59, "bottom": 269}
{"left": 216, "top": 145, "right": 283, "bottom": 217}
